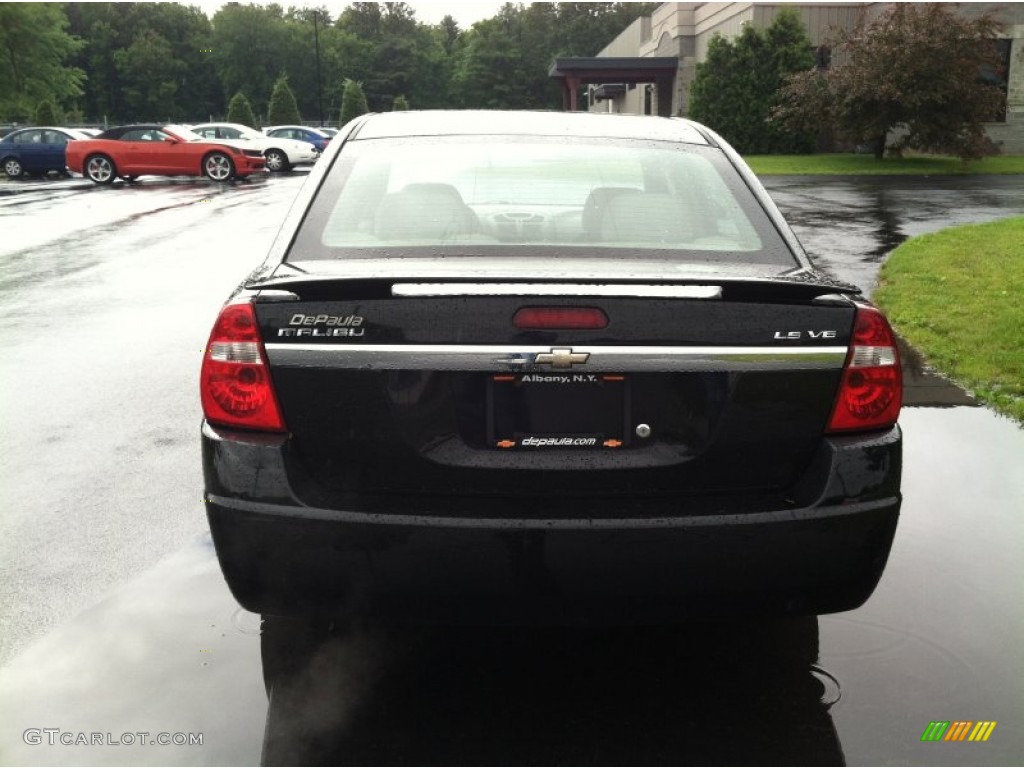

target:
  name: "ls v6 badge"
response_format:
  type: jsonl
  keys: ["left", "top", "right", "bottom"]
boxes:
{"left": 773, "top": 330, "right": 837, "bottom": 340}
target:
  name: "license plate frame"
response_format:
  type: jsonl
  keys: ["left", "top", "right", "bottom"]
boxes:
{"left": 487, "top": 372, "right": 630, "bottom": 449}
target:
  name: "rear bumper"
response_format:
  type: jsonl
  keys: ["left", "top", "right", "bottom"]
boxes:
{"left": 289, "top": 149, "right": 320, "bottom": 165}
{"left": 203, "top": 422, "right": 901, "bottom": 619}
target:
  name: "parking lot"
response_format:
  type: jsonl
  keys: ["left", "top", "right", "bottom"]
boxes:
{"left": 1, "top": 171, "right": 1022, "bottom": 765}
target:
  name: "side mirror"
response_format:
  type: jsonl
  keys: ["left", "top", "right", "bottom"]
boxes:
{"left": 164, "top": 137, "right": 179, "bottom": 145}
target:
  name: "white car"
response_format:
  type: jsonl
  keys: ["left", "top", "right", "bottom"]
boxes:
{"left": 262, "top": 125, "right": 332, "bottom": 154}
{"left": 190, "top": 122, "right": 320, "bottom": 172}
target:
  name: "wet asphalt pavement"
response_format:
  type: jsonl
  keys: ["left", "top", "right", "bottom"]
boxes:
{"left": 0, "top": 172, "right": 1022, "bottom": 766}
{"left": 762, "top": 175, "right": 1024, "bottom": 294}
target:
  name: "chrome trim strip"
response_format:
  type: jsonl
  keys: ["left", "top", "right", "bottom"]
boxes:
{"left": 264, "top": 344, "right": 847, "bottom": 372}
{"left": 391, "top": 283, "right": 722, "bottom": 299}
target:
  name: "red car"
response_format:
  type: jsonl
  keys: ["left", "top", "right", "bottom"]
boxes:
{"left": 65, "top": 123, "right": 266, "bottom": 183}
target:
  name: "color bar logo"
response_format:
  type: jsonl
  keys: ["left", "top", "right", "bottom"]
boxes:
{"left": 921, "top": 721, "right": 997, "bottom": 742}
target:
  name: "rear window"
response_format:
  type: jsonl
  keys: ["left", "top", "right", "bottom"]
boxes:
{"left": 289, "top": 136, "right": 795, "bottom": 267}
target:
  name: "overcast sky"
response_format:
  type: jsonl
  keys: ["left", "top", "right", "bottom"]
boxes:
{"left": 187, "top": 1, "right": 508, "bottom": 27}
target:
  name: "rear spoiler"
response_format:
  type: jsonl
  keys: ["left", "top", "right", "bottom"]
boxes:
{"left": 248, "top": 273, "right": 860, "bottom": 304}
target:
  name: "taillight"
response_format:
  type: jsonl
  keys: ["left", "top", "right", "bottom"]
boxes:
{"left": 826, "top": 305, "right": 902, "bottom": 433}
{"left": 513, "top": 307, "right": 608, "bottom": 329}
{"left": 200, "top": 302, "right": 286, "bottom": 432}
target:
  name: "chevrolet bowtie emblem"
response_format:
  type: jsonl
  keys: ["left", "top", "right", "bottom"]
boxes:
{"left": 535, "top": 348, "right": 590, "bottom": 369}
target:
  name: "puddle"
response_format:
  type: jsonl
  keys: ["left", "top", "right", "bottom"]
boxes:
{"left": 0, "top": 537, "right": 266, "bottom": 766}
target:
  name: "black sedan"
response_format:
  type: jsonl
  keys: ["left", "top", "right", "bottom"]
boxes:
{"left": 0, "top": 126, "right": 93, "bottom": 178}
{"left": 201, "top": 110, "right": 903, "bottom": 621}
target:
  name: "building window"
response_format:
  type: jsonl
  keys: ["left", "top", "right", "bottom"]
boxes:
{"left": 814, "top": 45, "right": 831, "bottom": 71}
{"left": 981, "top": 39, "right": 1012, "bottom": 123}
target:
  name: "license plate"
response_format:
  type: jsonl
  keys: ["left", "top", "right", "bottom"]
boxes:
{"left": 488, "top": 373, "right": 628, "bottom": 449}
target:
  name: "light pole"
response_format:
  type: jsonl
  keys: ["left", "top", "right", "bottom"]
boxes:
{"left": 312, "top": 10, "right": 324, "bottom": 126}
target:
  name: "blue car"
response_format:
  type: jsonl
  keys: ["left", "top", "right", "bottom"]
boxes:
{"left": 0, "top": 127, "right": 93, "bottom": 178}
{"left": 262, "top": 125, "right": 331, "bottom": 153}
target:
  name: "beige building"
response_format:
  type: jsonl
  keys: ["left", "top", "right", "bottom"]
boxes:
{"left": 550, "top": 2, "right": 1024, "bottom": 153}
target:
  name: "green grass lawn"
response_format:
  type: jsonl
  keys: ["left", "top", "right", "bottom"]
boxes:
{"left": 873, "top": 216, "right": 1024, "bottom": 423}
{"left": 744, "top": 153, "right": 1024, "bottom": 175}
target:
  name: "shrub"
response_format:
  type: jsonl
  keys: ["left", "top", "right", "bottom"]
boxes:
{"left": 34, "top": 100, "right": 60, "bottom": 125}
{"left": 226, "top": 91, "right": 258, "bottom": 128}
{"left": 339, "top": 79, "right": 369, "bottom": 126}
{"left": 267, "top": 75, "right": 301, "bottom": 125}
{"left": 690, "top": 9, "right": 815, "bottom": 154}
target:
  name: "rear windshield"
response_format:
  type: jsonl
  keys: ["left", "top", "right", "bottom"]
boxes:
{"left": 288, "top": 136, "right": 796, "bottom": 267}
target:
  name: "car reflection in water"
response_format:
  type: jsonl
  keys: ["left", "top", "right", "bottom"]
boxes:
{"left": 253, "top": 341, "right": 991, "bottom": 766}
{"left": 259, "top": 616, "right": 844, "bottom": 765}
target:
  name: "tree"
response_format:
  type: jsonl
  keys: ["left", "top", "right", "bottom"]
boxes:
{"left": 34, "top": 100, "right": 60, "bottom": 126}
{"left": 66, "top": 3, "right": 219, "bottom": 123}
{"left": 452, "top": 3, "right": 657, "bottom": 110}
{"left": 267, "top": 75, "right": 302, "bottom": 125}
{"left": 451, "top": 10, "right": 537, "bottom": 109}
{"left": 227, "top": 91, "right": 258, "bottom": 127}
{"left": 392, "top": 94, "right": 410, "bottom": 110}
{"left": 0, "top": 4, "right": 84, "bottom": 121}
{"left": 689, "top": 10, "right": 815, "bottom": 154}
{"left": 772, "top": 3, "right": 1005, "bottom": 162}
{"left": 336, "top": 2, "right": 445, "bottom": 111}
{"left": 338, "top": 2, "right": 383, "bottom": 40}
{"left": 57, "top": 0, "right": 665, "bottom": 122}
{"left": 281, "top": 7, "right": 334, "bottom": 123}
{"left": 438, "top": 14, "right": 460, "bottom": 55}
{"left": 339, "top": 79, "right": 369, "bottom": 126}
{"left": 114, "top": 28, "right": 183, "bottom": 120}
{"left": 211, "top": 3, "right": 292, "bottom": 118}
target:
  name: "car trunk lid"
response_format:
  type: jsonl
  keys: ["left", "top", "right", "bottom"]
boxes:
{"left": 250, "top": 269, "right": 857, "bottom": 507}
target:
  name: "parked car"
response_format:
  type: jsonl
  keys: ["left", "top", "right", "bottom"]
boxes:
{"left": 262, "top": 125, "right": 331, "bottom": 153}
{"left": 76, "top": 128, "right": 103, "bottom": 138}
{"left": 190, "top": 122, "right": 320, "bottom": 172}
{"left": 0, "top": 127, "right": 93, "bottom": 178}
{"left": 65, "top": 123, "right": 266, "bottom": 183}
{"left": 318, "top": 127, "right": 339, "bottom": 138}
{"left": 202, "top": 110, "right": 902, "bottom": 621}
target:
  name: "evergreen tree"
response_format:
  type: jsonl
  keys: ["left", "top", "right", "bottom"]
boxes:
{"left": 34, "top": 100, "right": 60, "bottom": 125}
{"left": 267, "top": 75, "right": 301, "bottom": 125}
{"left": 392, "top": 94, "right": 410, "bottom": 111}
{"left": 690, "top": 9, "right": 815, "bottom": 154}
{"left": 226, "top": 91, "right": 258, "bottom": 127}
{"left": 339, "top": 78, "right": 369, "bottom": 125}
